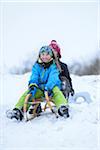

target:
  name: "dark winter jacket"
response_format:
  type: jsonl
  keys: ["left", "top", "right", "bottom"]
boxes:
{"left": 59, "top": 61, "right": 73, "bottom": 90}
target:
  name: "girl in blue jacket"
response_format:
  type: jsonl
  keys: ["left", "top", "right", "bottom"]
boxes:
{"left": 7, "top": 46, "right": 69, "bottom": 121}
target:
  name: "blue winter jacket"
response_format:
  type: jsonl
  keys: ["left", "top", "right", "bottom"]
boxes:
{"left": 28, "top": 60, "right": 61, "bottom": 95}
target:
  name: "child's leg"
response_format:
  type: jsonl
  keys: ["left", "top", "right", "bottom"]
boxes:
{"left": 15, "top": 89, "right": 44, "bottom": 110}
{"left": 34, "top": 89, "right": 44, "bottom": 99}
{"left": 52, "top": 86, "right": 68, "bottom": 109}
{"left": 15, "top": 90, "right": 29, "bottom": 110}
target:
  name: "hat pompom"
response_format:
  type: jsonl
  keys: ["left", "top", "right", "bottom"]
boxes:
{"left": 49, "top": 40, "right": 61, "bottom": 58}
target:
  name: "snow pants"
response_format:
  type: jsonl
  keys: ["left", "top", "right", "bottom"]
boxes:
{"left": 15, "top": 86, "right": 68, "bottom": 110}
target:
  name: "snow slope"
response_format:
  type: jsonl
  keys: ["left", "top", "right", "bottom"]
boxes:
{"left": 0, "top": 73, "right": 100, "bottom": 150}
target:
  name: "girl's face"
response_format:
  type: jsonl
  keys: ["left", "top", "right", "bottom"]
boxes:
{"left": 40, "top": 52, "right": 52, "bottom": 63}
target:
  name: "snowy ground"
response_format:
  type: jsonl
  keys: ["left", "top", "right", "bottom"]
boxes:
{"left": 0, "top": 73, "right": 100, "bottom": 150}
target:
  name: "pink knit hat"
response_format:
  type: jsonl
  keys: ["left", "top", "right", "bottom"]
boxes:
{"left": 49, "top": 40, "right": 61, "bottom": 58}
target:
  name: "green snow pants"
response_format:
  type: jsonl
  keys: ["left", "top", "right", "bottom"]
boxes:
{"left": 15, "top": 86, "right": 68, "bottom": 110}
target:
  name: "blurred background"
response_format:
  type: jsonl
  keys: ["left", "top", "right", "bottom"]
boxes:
{"left": 1, "top": 0, "right": 100, "bottom": 75}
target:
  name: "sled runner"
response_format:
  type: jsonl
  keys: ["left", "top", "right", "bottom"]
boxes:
{"left": 23, "top": 76, "right": 71, "bottom": 121}
{"left": 6, "top": 92, "right": 58, "bottom": 122}
{"left": 23, "top": 91, "right": 59, "bottom": 121}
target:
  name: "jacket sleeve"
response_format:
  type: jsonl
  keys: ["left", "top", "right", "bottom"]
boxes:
{"left": 28, "top": 63, "right": 39, "bottom": 86}
{"left": 45, "top": 64, "right": 61, "bottom": 91}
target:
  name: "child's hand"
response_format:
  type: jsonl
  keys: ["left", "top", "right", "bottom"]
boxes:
{"left": 70, "top": 88, "right": 75, "bottom": 96}
{"left": 28, "top": 83, "right": 38, "bottom": 91}
{"left": 29, "top": 84, "right": 35, "bottom": 90}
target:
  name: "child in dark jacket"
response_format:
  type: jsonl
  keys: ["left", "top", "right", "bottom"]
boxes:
{"left": 49, "top": 40, "right": 74, "bottom": 98}
{"left": 7, "top": 46, "right": 69, "bottom": 121}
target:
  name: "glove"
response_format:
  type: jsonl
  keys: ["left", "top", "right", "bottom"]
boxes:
{"left": 44, "top": 87, "right": 53, "bottom": 97}
{"left": 28, "top": 83, "right": 38, "bottom": 91}
{"left": 70, "top": 88, "right": 75, "bottom": 96}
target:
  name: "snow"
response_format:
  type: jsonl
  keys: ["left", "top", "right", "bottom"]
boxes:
{"left": 0, "top": 73, "right": 100, "bottom": 150}
{"left": 0, "top": 1, "right": 100, "bottom": 150}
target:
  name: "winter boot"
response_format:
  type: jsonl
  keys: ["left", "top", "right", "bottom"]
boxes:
{"left": 58, "top": 105, "right": 69, "bottom": 118}
{"left": 28, "top": 103, "right": 42, "bottom": 115}
{"left": 6, "top": 108, "right": 23, "bottom": 121}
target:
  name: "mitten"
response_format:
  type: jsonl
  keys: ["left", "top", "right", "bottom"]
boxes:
{"left": 70, "top": 88, "right": 75, "bottom": 96}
